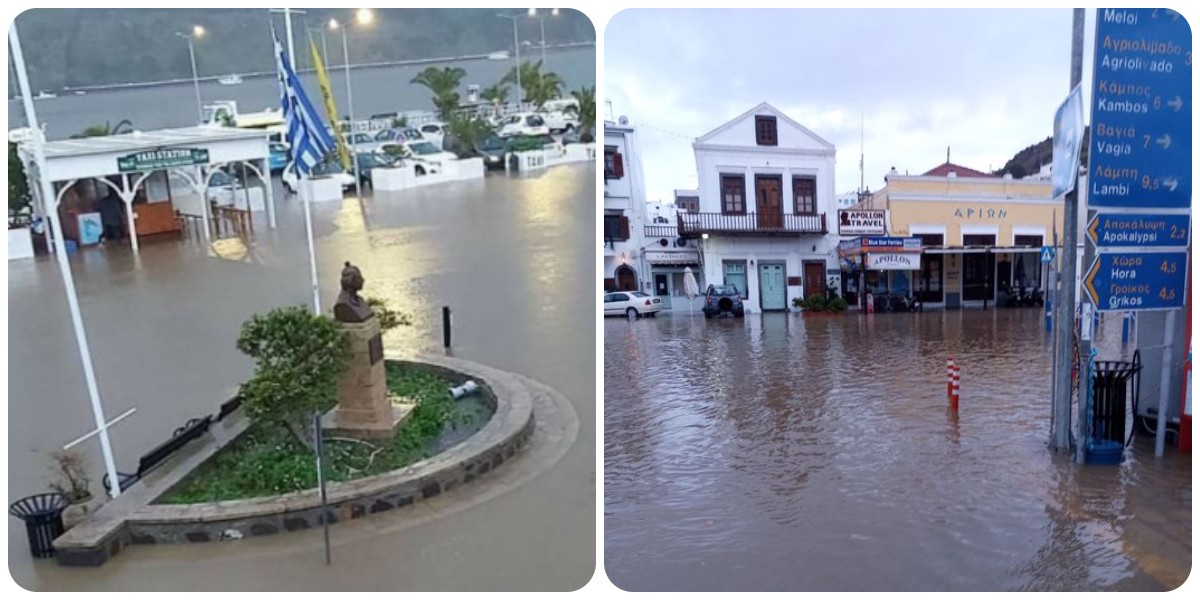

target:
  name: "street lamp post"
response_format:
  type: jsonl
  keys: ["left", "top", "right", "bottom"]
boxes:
{"left": 175, "top": 25, "right": 205, "bottom": 124}
{"left": 330, "top": 8, "right": 373, "bottom": 204}
{"left": 529, "top": 8, "right": 559, "bottom": 67}
{"left": 497, "top": 12, "right": 523, "bottom": 109}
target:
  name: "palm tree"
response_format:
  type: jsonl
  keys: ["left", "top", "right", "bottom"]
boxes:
{"left": 500, "top": 60, "right": 550, "bottom": 105}
{"left": 73, "top": 119, "right": 133, "bottom": 138}
{"left": 410, "top": 67, "right": 466, "bottom": 120}
{"left": 568, "top": 86, "right": 596, "bottom": 142}
{"left": 525, "top": 72, "right": 563, "bottom": 110}
{"left": 481, "top": 83, "right": 509, "bottom": 105}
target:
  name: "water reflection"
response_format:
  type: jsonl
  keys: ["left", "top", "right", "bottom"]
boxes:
{"left": 605, "top": 310, "right": 1190, "bottom": 591}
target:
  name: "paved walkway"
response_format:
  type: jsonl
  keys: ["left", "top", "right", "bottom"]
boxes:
{"left": 7, "top": 166, "right": 596, "bottom": 591}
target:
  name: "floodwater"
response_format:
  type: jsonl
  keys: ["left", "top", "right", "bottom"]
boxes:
{"left": 8, "top": 164, "right": 595, "bottom": 590}
{"left": 604, "top": 310, "right": 1191, "bottom": 591}
{"left": 8, "top": 46, "right": 596, "bottom": 141}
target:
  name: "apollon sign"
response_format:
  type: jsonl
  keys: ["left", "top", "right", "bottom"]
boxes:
{"left": 838, "top": 209, "right": 886, "bottom": 235}
{"left": 866, "top": 253, "right": 921, "bottom": 271}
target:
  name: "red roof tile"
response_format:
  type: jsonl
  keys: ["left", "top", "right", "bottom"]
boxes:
{"left": 922, "top": 162, "right": 997, "bottom": 178}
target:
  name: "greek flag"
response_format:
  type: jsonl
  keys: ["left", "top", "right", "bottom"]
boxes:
{"left": 273, "top": 31, "right": 335, "bottom": 176}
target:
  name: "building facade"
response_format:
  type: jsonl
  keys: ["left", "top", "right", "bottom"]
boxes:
{"left": 602, "top": 119, "right": 648, "bottom": 293}
{"left": 634, "top": 194, "right": 704, "bottom": 310}
{"left": 858, "top": 162, "right": 1061, "bottom": 308}
{"left": 681, "top": 103, "right": 838, "bottom": 313}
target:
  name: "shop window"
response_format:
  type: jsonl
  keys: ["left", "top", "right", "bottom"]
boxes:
{"left": 1014, "top": 234, "right": 1043, "bottom": 247}
{"left": 963, "top": 234, "right": 996, "bottom": 246}
{"left": 917, "top": 233, "right": 944, "bottom": 247}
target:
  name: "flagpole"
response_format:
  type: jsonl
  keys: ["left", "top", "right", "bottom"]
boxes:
{"left": 282, "top": 7, "right": 322, "bottom": 315}
{"left": 10, "top": 25, "right": 123, "bottom": 498}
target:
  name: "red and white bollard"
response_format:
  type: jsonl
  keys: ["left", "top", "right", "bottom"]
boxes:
{"left": 946, "top": 356, "right": 956, "bottom": 399}
{"left": 950, "top": 364, "right": 961, "bottom": 412}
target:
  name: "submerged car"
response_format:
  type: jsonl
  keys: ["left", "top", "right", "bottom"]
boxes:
{"left": 603, "top": 291, "right": 663, "bottom": 319}
{"left": 703, "top": 284, "right": 745, "bottom": 318}
{"left": 355, "top": 152, "right": 398, "bottom": 188}
{"left": 281, "top": 160, "right": 356, "bottom": 194}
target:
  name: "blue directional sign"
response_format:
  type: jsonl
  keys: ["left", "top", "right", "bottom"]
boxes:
{"left": 1087, "top": 212, "right": 1191, "bottom": 248}
{"left": 1088, "top": 8, "right": 1191, "bottom": 209}
{"left": 1041, "top": 246, "right": 1056, "bottom": 264}
{"left": 1052, "top": 85, "right": 1084, "bottom": 199}
{"left": 1083, "top": 251, "right": 1188, "bottom": 311}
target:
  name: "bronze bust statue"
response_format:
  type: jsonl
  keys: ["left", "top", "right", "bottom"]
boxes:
{"left": 334, "top": 261, "right": 374, "bottom": 323}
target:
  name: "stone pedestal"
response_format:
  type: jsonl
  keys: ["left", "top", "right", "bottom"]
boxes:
{"left": 322, "top": 316, "right": 409, "bottom": 439}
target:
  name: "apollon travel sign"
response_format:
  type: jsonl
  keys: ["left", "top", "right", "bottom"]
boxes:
{"left": 117, "top": 147, "right": 210, "bottom": 172}
{"left": 838, "top": 209, "right": 886, "bottom": 235}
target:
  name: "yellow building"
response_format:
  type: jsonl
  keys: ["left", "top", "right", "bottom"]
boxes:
{"left": 859, "top": 162, "right": 1063, "bottom": 308}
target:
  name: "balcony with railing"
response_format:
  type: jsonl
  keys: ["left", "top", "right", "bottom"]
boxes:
{"left": 644, "top": 225, "right": 679, "bottom": 239}
{"left": 677, "top": 212, "right": 827, "bottom": 237}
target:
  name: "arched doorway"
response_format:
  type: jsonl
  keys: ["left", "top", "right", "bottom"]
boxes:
{"left": 615, "top": 265, "right": 638, "bottom": 291}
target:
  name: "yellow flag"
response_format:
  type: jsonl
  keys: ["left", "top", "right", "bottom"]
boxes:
{"left": 310, "top": 38, "right": 351, "bottom": 171}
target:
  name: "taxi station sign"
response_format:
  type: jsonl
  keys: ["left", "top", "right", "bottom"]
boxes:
{"left": 117, "top": 147, "right": 210, "bottom": 173}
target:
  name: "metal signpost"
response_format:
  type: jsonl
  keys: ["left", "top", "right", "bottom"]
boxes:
{"left": 1085, "top": 7, "right": 1191, "bottom": 458}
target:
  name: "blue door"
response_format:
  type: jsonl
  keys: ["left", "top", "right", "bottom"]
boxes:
{"left": 759, "top": 263, "right": 786, "bottom": 310}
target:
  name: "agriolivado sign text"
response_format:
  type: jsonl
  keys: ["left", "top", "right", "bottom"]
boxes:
{"left": 838, "top": 209, "right": 886, "bottom": 235}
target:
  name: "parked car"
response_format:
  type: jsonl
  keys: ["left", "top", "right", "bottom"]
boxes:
{"left": 417, "top": 122, "right": 445, "bottom": 148}
{"left": 380, "top": 140, "right": 457, "bottom": 176}
{"left": 281, "top": 160, "right": 356, "bottom": 194}
{"left": 703, "top": 284, "right": 745, "bottom": 318}
{"left": 344, "top": 131, "right": 375, "bottom": 150}
{"left": 537, "top": 99, "right": 581, "bottom": 133}
{"left": 355, "top": 152, "right": 398, "bottom": 188}
{"left": 205, "top": 169, "right": 242, "bottom": 204}
{"left": 268, "top": 142, "right": 290, "bottom": 172}
{"left": 476, "top": 133, "right": 507, "bottom": 169}
{"left": 536, "top": 134, "right": 566, "bottom": 158}
{"left": 603, "top": 291, "right": 663, "bottom": 319}
{"left": 496, "top": 112, "right": 550, "bottom": 138}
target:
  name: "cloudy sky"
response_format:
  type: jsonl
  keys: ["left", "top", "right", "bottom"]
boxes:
{"left": 605, "top": 8, "right": 1098, "bottom": 205}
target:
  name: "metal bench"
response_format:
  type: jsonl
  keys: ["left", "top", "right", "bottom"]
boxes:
{"left": 102, "top": 415, "right": 213, "bottom": 494}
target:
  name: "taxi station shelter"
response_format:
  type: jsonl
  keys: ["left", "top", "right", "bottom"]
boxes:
{"left": 19, "top": 126, "right": 274, "bottom": 255}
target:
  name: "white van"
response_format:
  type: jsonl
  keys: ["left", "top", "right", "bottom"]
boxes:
{"left": 538, "top": 98, "right": 581, "bottom": 133}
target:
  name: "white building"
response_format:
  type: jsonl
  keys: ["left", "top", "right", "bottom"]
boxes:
{"left": 602, "top": 118, "right": 648, "bottom": 292}
{"left": 680, "top": 102, "right": 839, "bottom": 312}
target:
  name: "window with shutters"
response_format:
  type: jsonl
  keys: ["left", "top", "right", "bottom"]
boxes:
{"left": 792, "top": 176, "right": 816, "bottom": 214}
{"left": 603, "top": 214, "right": 629, "bottom": 240}
{"left": 675, "top": 196, "right": 699, "bottom": 213}
{"left": 604, "top": 146, "right": 624, "bottom": 180}
{"left": 755, "top": 115, "right": 778, "bottom": 146}
{"left": 721, "top": 175, "right": 746, "bottom": 214}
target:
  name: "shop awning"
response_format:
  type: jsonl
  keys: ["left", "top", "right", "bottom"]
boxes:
{"left": 644, "top": 250, "right": 700, "bottom": 265}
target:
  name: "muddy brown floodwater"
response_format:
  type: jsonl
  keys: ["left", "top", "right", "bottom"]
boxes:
{"left": 604, "top": 310, "right": 1190, "bottom": 592}
{"left": 8, "top": 165, "right": 594, "bottom": 591}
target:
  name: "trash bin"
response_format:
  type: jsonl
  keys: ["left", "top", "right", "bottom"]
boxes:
{"left": 1086, "top": 351, "right": 1142, "bottom": 465}
{"left": 9, "top": 493, "right": 68, "bottom": 558}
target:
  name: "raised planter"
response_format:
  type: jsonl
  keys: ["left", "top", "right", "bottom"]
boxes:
{"left": 8, "top": 226, "right": 34, "bottom": 260}
{"left": 301, "top": 177, "right": 346, "bottom": 203}
{"left": 52, "top": 355, "right": 537, "bottom": 567}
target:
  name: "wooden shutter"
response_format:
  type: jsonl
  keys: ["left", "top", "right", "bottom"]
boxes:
{"left": 613, "top": 153, "right": 625, "bottom": 178}
{"left": 618, "top": 215, "right": 630, "bottom": 240}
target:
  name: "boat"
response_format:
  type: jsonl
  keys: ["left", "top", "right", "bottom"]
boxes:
{"left": 34, "top": 91, "right": 57, "bottom": 100}
{"left": 218, "top": 74, "right": 243, "bottom": 86}
{"left": 73, "top": 90, "right": 87, "bottom": 96}
{"left": 487, "top": 50, "right": 510, "bottom": 60}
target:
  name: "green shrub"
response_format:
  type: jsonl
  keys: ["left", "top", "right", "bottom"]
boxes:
{"left": 828, "top": 296, "right": 848, "bottom": 312}
{"left": 236, "top": 306, "right": 350, "bottom": 449}
{"left": 802, "top": 293, "right": 828, "bottom": 312}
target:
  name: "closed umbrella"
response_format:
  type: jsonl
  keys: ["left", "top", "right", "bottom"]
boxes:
{"left": 683, "top": 266, "right": 700, "bottom": 316}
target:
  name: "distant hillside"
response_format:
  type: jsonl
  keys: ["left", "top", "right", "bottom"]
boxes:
{"left": 993, "top": 127, "right": 1091, "bottom": 178}
{"left": 10, "top": 8, "right": 595, "bottom": 91}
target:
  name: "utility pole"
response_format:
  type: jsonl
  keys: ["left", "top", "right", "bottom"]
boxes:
{"left": 1051, "top": 8, "right": 1085, "bottom": 454}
